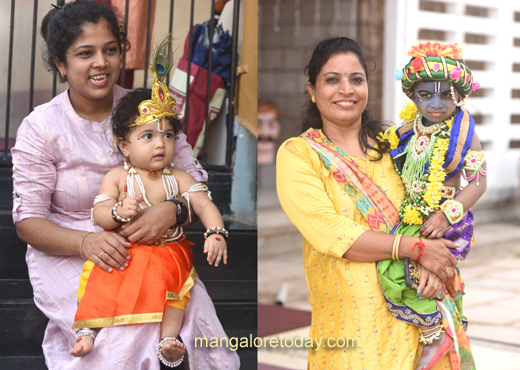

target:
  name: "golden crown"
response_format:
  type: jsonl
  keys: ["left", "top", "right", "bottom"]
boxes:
{"left": 129, "top": 66, "right": 181, "bottom": 128}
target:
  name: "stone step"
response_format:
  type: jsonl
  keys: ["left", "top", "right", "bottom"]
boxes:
{"left": 0, "top": 351, "right": 258, "bottom": 370}
{"left": 0, "top": 297, "right": 257, "bottom": 357}
{"left": 0, "top": 357, "right": 47, "bottom": 370}
{"left": 0, "top": 215, "right": 257, "bottom": 283}
{"left": 0, "top": 279, "right": 256, "bottom": 304}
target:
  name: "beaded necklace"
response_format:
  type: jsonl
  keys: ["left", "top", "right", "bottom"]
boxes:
{"left": 125, "top": 165, "right": 183, "bottom": 241}
{"left": 126, "top": 166, "right": 179, "bottom": 208}
{"left": 393, "top": 114, "right": 452, "bottom": 224}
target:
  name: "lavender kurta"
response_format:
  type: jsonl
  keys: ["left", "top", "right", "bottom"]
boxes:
{"left": 11, "top": 85, "right": 240, "bottom": 370}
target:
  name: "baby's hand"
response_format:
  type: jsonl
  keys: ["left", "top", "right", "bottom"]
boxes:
{"left": 204, "top": 233, "right": 228, "bottom": 267}
{"left": 117, "top": 195, "right": 141, "bottom": 218}
{"left": 420, "top": 212, "right": 450, "bottom": 239}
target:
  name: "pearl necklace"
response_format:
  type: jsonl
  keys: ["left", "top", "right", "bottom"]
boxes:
{"left": 126, "top": 166, "right": 179, "bottom": 209}
{"left": 126, "top": 166, "right": 183, "bottom": 242}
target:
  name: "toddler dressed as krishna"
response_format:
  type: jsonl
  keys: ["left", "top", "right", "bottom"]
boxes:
{"left": 377, "top": 42, "right": 487, "bottom": 370}
{"left": 69, "top": 36, "right": 229, "bottom": 369}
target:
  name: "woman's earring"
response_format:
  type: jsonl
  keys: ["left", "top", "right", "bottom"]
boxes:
{"left": 170, "top": 161, "right": 175, "bottom": 168}
{"left": 124, "top": 157, "right": 129, "bottom": 171}
{"left": 311, "top": 96, "right": 316, "bottom": 103}
{"left": 60, "top": 70, "right": 65, "bottom": 78}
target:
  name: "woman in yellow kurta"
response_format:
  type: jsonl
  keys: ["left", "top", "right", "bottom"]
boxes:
{"left": 276, "top": 37, "right": 473, "bottom": 370}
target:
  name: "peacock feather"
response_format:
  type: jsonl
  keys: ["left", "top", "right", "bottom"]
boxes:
{"left": 151, "top": 34, "right": 173, "bottom": 83}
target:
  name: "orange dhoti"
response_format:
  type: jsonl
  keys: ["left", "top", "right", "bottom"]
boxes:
{"left": 72, "top": 237, "right": 196, "bottom": 330}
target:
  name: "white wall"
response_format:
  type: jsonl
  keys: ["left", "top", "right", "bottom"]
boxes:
{"left": 383, "top": 0, "right": 520, "bottom": 217}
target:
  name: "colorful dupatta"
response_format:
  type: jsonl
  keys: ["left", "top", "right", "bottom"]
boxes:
{"left": 301, "top": 128, "right": 401, "bottom": 233}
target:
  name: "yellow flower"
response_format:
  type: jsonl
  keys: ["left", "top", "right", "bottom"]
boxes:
{"left": 398, "top": 102, "right": 419, "bottom": 122}
{"left": 388, "top": 128, "right": 399, "bottom": 150}
{"left": 402, "top": 205, "right": 423, "bottom": 225}
{"left": 377, "top": 131, "right": 388, "bottom": 143}
{"left": 377, "top": 126, "right": 400, "bottom": 150}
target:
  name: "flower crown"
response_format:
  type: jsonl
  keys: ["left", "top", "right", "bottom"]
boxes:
{"left": 394, "top": 41, "right": 479, "bottom": 99}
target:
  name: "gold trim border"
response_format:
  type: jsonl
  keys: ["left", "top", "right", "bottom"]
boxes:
{"left": 73, "top": 312, "right": 163, "bottom": 329}
{"left": 73, "top": 268, "right": 198, "bottom": 329}
{"left": 398, "top": 121, "right": 414, "bottom": 136}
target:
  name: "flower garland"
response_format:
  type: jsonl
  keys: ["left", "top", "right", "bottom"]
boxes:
{"left": 378, "top": 106, "right": 453, "bottom": 225}
{"left": 396, "top": 116, "right": 453, "bottom": 225}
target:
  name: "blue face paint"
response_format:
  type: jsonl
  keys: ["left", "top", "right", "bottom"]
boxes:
{"left": 413, "top": 81, "right": 458, "bottom": 125}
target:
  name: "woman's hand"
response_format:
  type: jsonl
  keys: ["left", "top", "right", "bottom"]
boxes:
{"left": 415, "top": 238, "right": 458, "bottom": 282}
{"left": 204, "top": 234, "right": 227, "bottom": 267}
{"left": 416, "top": 266, "right": 443, "bottom": 299}
{"left": 420, "top": 212, "right": 450, "bottom": 239}
{"left": 119, "top": 202, "right": 176, "bottom": 243}
{"left": 82, "top": 232, "right": 132, "bottom": 273}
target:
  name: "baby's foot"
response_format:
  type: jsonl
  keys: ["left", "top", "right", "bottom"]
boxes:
{"left": 69, "top": 336, "right": 94, "bottom": 357}
{"left": 417, "top": 331, "right": 453, "bottom": 370}
{"left": 161, "top": 339, "right": 186, "bottom": 364}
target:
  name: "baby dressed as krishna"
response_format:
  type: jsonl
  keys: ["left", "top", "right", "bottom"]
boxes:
{"left": 69, "top": 36, "right": 229, "bottom": 368}
{"left": 377, "top": 42, "right": 487, "bottom": 370}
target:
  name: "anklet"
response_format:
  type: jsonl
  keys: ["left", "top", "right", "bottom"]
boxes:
{"left": 156, "top": 337, "right": 185, "bottom": 367}
{"left": 419, "top": 325, "right": 445, "bottom": 345}
{"left": 75, "top": 328, "right": 98, "bottom": 342}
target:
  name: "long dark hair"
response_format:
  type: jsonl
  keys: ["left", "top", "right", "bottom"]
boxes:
{"left": 300, "top": 37, "right": 389, "bottom": 160}
{"left": 40, "top": 0, "right": 130, "bottom": 83}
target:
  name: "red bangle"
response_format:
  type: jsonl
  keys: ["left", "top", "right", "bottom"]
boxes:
{"left": 411, "top": 237, "right": 425, "bottom": 261}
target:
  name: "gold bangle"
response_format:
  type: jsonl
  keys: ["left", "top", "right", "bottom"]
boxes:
{"left": 392, "top": 234, "right": 403, "bottom": 261}
{"left": 79, "top": 231, "right": 93, "bottom": 261}
{"left": 396, "top": 234, "right": 402, "bottom": 260}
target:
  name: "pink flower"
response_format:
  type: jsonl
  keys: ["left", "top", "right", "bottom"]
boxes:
{"left": 471, "top": 81, "right": 480, "bottom": 91}
{"left": 411, "top": 58, "right": 423, "bottom": 71}
{"left": 450, "top": 67, "right": 462, "bottom": 80}
{"left": 433, "top": 63, "right": 440, "bottom": 72}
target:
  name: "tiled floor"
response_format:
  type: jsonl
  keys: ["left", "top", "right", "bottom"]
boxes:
{"left": 258, "top": 218, "right": 520, "bottom": 369}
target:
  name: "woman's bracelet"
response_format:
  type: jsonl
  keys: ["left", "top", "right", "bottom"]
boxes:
{"left": 111, "top": 202, "right": 133, "bottom": 223}
{"left": 392, "top": 234, "right": 403, "bottom": 261}
{"left": 79, "top": 231, "right": 93, "bottom": 261}
{"left": 411, "top": 237, "right": 425, "bottom": 261}
{"left": 204, "top": 226, "right": 229, "bottom": 240}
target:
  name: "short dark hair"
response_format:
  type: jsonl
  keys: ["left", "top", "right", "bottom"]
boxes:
{"left": 113, "top": 88, "right": 183, "bottom": 142}
{"left": 40, "top": 0, "right": 130, "bottom": 83}
{"left": 300, "top": 37, "right": 389, "bottom": 160}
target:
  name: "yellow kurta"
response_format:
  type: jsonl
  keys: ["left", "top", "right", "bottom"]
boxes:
{"left": 276, "top": 135, "right": 452, "bottom": 370}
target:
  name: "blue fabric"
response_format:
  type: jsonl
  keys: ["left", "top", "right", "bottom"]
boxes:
{"left": 443, "top": 108, "right": 475, "bottom": 180}
{"left": 391, "top": 128, "right": 414, "bottom": 170}
{"left": 391, "top": 108, "right": 475, "bottom": 180}
{"left": 190, "top": 22, "right": 233, "bottom": 85}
